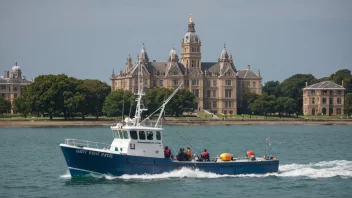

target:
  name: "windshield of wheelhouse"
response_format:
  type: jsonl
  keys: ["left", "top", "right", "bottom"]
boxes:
{"left": 128, "top": 130, "right": 162, "bottom": 141}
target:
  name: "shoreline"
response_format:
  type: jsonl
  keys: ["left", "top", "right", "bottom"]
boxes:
{"left": 1, "top": 119, "right": 352, "bottom": 127}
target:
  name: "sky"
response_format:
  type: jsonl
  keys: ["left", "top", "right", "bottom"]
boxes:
{"left": 0, "top": 0, "right": 351, "bottom": 83}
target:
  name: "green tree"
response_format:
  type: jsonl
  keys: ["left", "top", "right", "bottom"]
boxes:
{"left": 145, "top": 88, "right": 194, "bottom": 117}
{"left": 264, "top": 94, "right": 277, "bottom": 115}
{"left": 167, "top": 88, "right": 195, "bottom": 116}
{"left": 345, "top": 93, "right": 352, "bottom": 116}
{"left": 145, "top": 88, "right": 172, "bottom": 115}
{"left": 249, "top": 94, "right": 276, "bottom": 116}
{"left": 78, "top": 79, "right": 111, "bottom": 119}
{"left": 0, "top": 96, "right": 11, "bottom": 116}
{"left": 238, "top": 92, "right": 258, "bottom": 114}
{"left": 327, "top": 69, "right": 352, "bottom": 94}
{"left": 284, "top": 97, "right": 296, "bottom": 115}
{"left": 262, "top": 80, "right": 281, "bottom": 97}
{"left": 103, "top": 90, "right": 135, "bottom": 117}
{"left": 13, "top": 95, "right": 31, "bottom": 118}
{"left": 278, "top": 74, "right": 317, "bottom": 113}
{"left": 30, "top": 74, "right": 79, "bottom": 119}
{"left": 275, "top": 97, "right": 286, "bottom": 117}
{"left": 249, "top": 96, "right": 265, "bottom": 115}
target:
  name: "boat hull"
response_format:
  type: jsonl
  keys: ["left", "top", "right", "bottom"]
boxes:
{"left": 60, "top": 145, "right": 279, "bottom": 177}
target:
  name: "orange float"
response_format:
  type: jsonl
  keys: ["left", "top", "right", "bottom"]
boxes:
{"left": 220, "top": 153, "right": 233, "bottom": 161}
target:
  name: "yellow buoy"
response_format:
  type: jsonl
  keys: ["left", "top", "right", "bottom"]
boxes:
{"left": 220, "top": 153, "right": 233, "bottom": 161}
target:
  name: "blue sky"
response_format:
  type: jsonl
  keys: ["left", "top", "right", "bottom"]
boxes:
{"left": 0, "top": 0, "right": 351, "bottom": 83}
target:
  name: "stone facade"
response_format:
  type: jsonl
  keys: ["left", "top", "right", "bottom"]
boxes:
{"left": 303, "top": 81, "right": 345, "bottom": 116}
{"left": 110, "top": 15, "right": 262, "bottom": 115}
{"left": 0, "top": 62, "right": 33, "bottom": 113}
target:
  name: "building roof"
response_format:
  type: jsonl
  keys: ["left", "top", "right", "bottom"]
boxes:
{"left": 0, "top": 77, "right": 32, "bottom": 84}
{"left": 237, "top": 69, "right": 260, "bottom": 79}
{"left": 303, "top": 81, "right": 345, "bottom": 90}
{"left": 201, "top": 62, "right": 218, "bottom": 71}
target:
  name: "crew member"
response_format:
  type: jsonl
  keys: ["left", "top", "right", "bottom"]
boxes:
{"left": 164, "top": 146, "right": 171, "bottom": 158}
{"left": 186, "top": 147, "right": 192, "bottom": 160}
{"left": 201, "top": 149, "right": 210, "bottom": 161}
{"left": 178, "top": 148, "right": 185, "bottom": 161}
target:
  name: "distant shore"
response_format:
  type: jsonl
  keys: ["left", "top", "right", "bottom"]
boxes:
{"left": 1, "top": 118, "right": 352, "bottom": 127}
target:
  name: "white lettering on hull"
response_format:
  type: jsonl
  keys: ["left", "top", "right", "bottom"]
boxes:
{"left": 75, "top": 149, "right": 113, "bottom": 158}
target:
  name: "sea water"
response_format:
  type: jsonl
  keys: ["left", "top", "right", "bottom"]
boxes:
{"left": 0, "top": 125, "right": 351, "bottom": 198}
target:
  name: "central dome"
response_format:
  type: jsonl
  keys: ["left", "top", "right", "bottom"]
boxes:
{"left": 183, "top": 14, "right": 200, "bottom": 43}
{"left": 11, "top": 62, "right": 21, "bottom": 72}
{"left": 184, "top": 32, "right": 200, "bottom": 43}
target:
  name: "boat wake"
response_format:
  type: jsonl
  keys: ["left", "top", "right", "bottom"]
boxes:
{"left": 59, "top": 160, "right": 352, "bottom": 180}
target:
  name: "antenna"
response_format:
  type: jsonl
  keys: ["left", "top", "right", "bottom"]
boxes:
{"left": 129, "top": 98, "right": 133, "bottom": 118}
{"left": 121, "top": 89, "right": 125, "bottom": 122}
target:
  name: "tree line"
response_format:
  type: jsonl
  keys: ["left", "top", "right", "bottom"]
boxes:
{"left": 12, "top": 74, "right": 111, "bottom": 119}
{"left": 0, "top": 74, "right": 195, "bottom": 119}
{"left": 102, "top": 87, "right": 195, "bottom": 118}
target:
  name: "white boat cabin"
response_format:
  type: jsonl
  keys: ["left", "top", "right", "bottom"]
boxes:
{"left": 110, "top": 126, "right": 165, "bottom": 158}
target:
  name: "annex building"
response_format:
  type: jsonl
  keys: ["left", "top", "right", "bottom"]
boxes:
{"left": 0, "top": 62, "right": 33, "bottom": 113}
{"left": 110, "top": 15, "right": 262, "bottom": 115}
{"left": 303, "top": 81, "right": 345, "bottom": 116}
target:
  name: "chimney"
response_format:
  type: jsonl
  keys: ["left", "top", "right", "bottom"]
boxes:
{"left": 305, "top": 81, "right": 308, "bottom": 87}
{"left": 4, "top": 71, "right": 9, "bottom": 78}
{"left": 342, "top": 80, "right": 344, "bottom": 87}
{"left": 248, "top": 64, "right": 251, "bottom": 70}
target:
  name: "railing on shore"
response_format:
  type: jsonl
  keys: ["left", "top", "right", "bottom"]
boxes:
{"left": 65, "top": 138, "right": 111, "bottom": 150}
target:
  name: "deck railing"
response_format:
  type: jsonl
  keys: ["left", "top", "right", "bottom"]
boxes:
{"left": 65, "top": 139, "right": 111, "bottom": 150}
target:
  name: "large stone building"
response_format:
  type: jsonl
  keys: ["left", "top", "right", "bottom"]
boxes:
{"left": 0, "top": 62, "right": 33, "bottom": 113}
{"left": 303, "top": 81, "right": 345, "bottom": 116}
{"left": 110, "top": 15, "right": 262, "bottom": 114}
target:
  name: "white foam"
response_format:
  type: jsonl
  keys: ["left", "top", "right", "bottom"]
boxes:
{"left": 59, "top": 170, "right": 71, "bottom": 179}
{"left": 117, "top": 167, "right": 226, "bottom": 180}
{"left": 277, "top": 160, "right": 352, "bottom": 179}
{"left": 59, "top": 160, "right": 352, "bottom": 180}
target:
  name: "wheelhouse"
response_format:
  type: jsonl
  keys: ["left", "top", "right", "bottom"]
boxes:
{"left": 110, "top": 127, "right": 165, "bottom": 158}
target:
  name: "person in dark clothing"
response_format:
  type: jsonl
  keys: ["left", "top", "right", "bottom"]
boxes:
{"left": 182, "top": 148, "right": 189, "bottom": 161}
{"left": 178, "top": 148, "right": 185, "bottom": 161}
{"left": 201, "top": 149, "right": 210, "bottom": 161}
{"left": 164, "top": 146, "right": 171, "bottom": 158}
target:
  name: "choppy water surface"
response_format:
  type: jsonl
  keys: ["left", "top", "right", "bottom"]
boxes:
{"left": 0, "top": 125, "right": 351, "bottom": 198}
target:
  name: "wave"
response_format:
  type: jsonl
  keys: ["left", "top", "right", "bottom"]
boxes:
{"left": 59, "top": 160, "right": 352, "bottom": 180}
{"left": 278, "top": 160, "right": 352, "bottom": 179}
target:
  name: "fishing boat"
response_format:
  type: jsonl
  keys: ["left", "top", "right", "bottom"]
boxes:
{"left": 60, "top": 60, "right": 279, "bottom": 177}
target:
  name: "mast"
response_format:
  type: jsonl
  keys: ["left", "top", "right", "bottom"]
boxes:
{"left": 134, "top": 60, "right": 147, "bottom": 126}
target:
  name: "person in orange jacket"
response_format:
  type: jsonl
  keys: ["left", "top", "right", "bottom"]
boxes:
{"left": 186, "top": 147, "right": 192, "bottom": 160}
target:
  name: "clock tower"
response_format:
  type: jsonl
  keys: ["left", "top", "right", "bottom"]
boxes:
{"left": 181, "top": 14, "right": 202, "bottom": 69}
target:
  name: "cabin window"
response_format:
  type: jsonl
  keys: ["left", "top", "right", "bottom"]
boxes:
{"left": 146, "top": 131, "right": 153, "bottom": 140}
{"left": 130, "top": 130, "right": 138, "bottom": 140}
{"left": 123, "top": 131, "right": 129, "bottom": 139}
{"left": 139, "top": 131, "right": 146, "bottom": 140}
{"left": 118, "top": 131, "right": 124, "bottom": 139}
{"left": 115, "top": 131, "right": 121, "bottom": 139}
{"left": 156, "top": 131, "right": 161, "bottom": 140}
